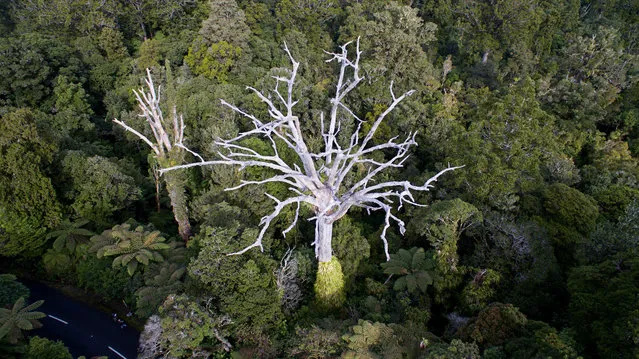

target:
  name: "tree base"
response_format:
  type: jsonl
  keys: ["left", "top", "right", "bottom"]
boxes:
{"left": 314, "top": 257, "right": 345, "bottom": 310}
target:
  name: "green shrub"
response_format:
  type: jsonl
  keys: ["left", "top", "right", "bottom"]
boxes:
{"left": 24, "top": 336, "right": 72, "bottom": 359}
{"left": 0, "top": 275, "right": 29, "bottom": 308}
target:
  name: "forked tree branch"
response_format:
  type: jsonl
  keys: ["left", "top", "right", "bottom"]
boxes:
{"left": 161, "top": 39, "right": 461, "bottom": 260}
{"left": 113, "top": 68, "right": 185, "bottom": 159}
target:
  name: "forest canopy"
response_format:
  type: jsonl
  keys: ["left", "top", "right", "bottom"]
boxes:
{"left": 0, "top": 0, "right": 638, "bottom": 358}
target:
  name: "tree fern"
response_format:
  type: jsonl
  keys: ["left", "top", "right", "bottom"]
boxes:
{"left": 42, "top": 249, "right": 72, "bottom": 276}
{"left": 0, "top": 297, "right": 45, "bottom": 344}
{"left": 46, "top": 219, "right": 94, "bottom": 253}
{"left": 135, "top": 262, "right": 185, "bottom": 317}
{"left": 89, "top": 222, "right": 171, "bottom": 276}
{"left": 381, "top": 247, "right": 435, "bottom": 294}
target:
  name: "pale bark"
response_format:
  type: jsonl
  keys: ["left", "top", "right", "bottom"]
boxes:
{"left": 114, "top": 69, "right": 192, "bottom": 242}
{"left": 315, "top": 218, "right": 333, "bottom": 263}
{"left": 161, "top": 40, "right": 462, "bottom": 261}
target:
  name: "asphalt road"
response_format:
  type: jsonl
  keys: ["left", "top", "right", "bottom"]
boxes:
{"left": 24, "top": 280, "right": 139, "bottom": 359}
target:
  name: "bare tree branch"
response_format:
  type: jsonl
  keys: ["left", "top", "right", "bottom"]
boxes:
{"left": 161, "top": 39, "right": 461, "bottom": 262}
{"left": 227, "top": 194, "right": 315, "bottom": 256}
{"left": 114, "top": 68, "right": 194, "bottom": 242}
{"left": 113, "top": 118, "right": 161, "bottom": 155}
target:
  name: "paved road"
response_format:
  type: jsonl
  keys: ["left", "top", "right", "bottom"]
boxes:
{"left": 24, "top": 280, "right": 139, "bottom": 359}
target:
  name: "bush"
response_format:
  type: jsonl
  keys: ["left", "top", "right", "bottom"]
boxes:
{"left": 24, "top": 336, "right": 72, "bottom": 359}
{"left": 421, "top": 339, "right": 480, "bottom": 359}
{"left": 459, "top": 303, "right": 527, "bottom": 348}
{"left": 76, "top": 250, "right": 142, "bottom": 303}
{"left": 0, "top": 274, "right": 29, "bottom": 308}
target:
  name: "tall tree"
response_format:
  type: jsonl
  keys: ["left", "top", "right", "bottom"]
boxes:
{"left": 59, "top": 151, "right": 142, "bottom": 226}
{"left": 163, "top": 40, "right": 459, "bottom": 308}
{"left": 184, "top": 0, "right": 251, "bottom": 82}
{"left": 114, "top": 70, "right": 193, "bottom": 242}
{"left": 0, "top": 109, "right": 61, "bottom": 258}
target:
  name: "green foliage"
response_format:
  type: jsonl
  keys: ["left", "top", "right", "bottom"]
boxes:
{"left": 46, "top": 219, "right": 94, "bottom": 253}
{"left": 199, "top": 0, "right": 251, "bottom": 48}
{"left": 0, "top": 109, "right": 61, "bottom": 256}
{"left": 135, "top": 262, "right": 185, "bottom": 317}
{"left": 42, "top": 249, "right": 73, "bottom": 278}
{"left": 0, "top": 275, "right": 29, "bottom": 309}
{"left": 183, "top": 0, "right": 251, "bottom": 83}
{"left": 467, "top": 216, "right": 562, "bottom": 319}
{"left": 340, "top": 2, "right": 438, "bottom": 106}
{"left": 76, "top": 245, "right": 142, "bottom": 302}
{"left": 421, "top": 339, "right": 480, "bottom": 359}
{"left": 543, "top": 184, "right": 599, "bottom": 235}
{"left": 0, "top": 210, "right": 48, "bottom": 259}
{"left": 24, "top": 336, "right": 72, "bottom": 359}
{"left": 60, "top": 151, "right": 142, "bottom": 225}
{"left": 185, "top": 40, "right": 243, "bottom": 82}
{"left": 591, "top": 184, "right": 639, "bottom": 221}
{"left": 382, "top": 247, "right": 435, "bottom": 294}
{"left": 71, "top": 34, "right": 131, "bottom": 96}
{"left": 275, "top": 0, "right": 338, "bottom": 52}
{"left": 410, "top": 199, "right": 481, "bottom": 247}
{"left": 288, "top": 325, "right": 343, "bottom": 358}
{"left": 1, "top": 1, "right": 638, "bottom": 357}
{"left": 445, "top": 81, "right": 561, "bottom": 210}
{"left": 156, "top": 295, "right": 233, "bottom": 357}
{"left": 461, "top": 268, "right": 501, "bottom": 314}
{"left": 90, "top": 222, "right": 171, "bottom": 276}
{"left": 459, "top": 303, "right": 527, "bottom": 348}
{"left": 11, "top": 0, "right": 120, "bottom": 35}
{"left": 342, "top": 320, "right": 413, "bottom": 359}
{"left": 134, "top": 37, "right": 164, "bottom": 70}
{"left": 500, "top": 321, "right": 582, "bottom": 359}
{"left": 408, "top": 199, "right": 481, "bottom": 301}
{"left": 578, "top": 200, "right": 639, "bottom": 264}
{"left": 0, "top": 297, "right": 45, "bottom": 344}
{"left": 426, "top": 0, "right": 578, "bottom": 80}
{"left": 568, "top": 252, "right": 639, "bottom": 358}
{"left": 314, "top": 257, "right": 346, "bottom": 311}
{"left": 51, "top": 75, "right": 94, "bottom": 136}
{"left": 0, "top": 33, "right": 83, "bottom": 109}
{"left": 0, "top": 118, "right": 61, "bottom": 257}
{"left": 188, "top": 224, "right": 284, "bottom": 333}
{"left": 332, "top": 216, "right": 370, "bottom": 284}
{"left": 581, "top": 138, "right": 639, "bottom": 194}
{"left": 541, "top": 183, "right": 599, "bottom": 251}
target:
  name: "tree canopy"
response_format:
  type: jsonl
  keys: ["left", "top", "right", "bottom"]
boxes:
{"left": 1, "top": 0, "right": 637, "bottom": 358}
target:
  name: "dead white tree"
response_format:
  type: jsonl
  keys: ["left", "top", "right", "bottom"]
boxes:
{"left": 162, "top": 39, "right": 461, "bottom": 307}
{"left": 114, "top": 70, "right": 193, "bottom": 242}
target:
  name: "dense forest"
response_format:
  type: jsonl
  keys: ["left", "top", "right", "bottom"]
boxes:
{"left": 1, "top": 0, "right": 638, "bottom": 358}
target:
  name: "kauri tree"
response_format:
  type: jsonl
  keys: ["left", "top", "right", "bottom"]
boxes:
{"left": 163, "top": 40, "right": 459, "bottom": 308}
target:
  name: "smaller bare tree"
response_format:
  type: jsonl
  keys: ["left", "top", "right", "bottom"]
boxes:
{"left": 113, "top": 70, "right": 193, "bottom": 242}
{"left": 162, "top": 39, "right": 460, "bottom": 307}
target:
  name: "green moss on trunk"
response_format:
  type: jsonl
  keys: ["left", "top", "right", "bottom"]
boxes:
{"left": 163, "top": 169, "right": 192, "bottom": 243}
{"left": 314, "top": 257, "right": 345, "bottom": 310}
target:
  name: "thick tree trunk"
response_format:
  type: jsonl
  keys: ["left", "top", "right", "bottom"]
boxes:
{"left": 316, "top": 216, "right": 333, "bottom": 262}
{"left": 164, "top": 171, "right": 192, "bottom": 243}
{"left": 314, "top": 218, "right": 345, "bottom": 310}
